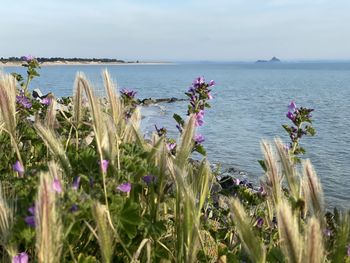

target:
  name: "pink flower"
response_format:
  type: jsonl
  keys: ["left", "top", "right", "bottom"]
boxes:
{"left": 21, "top": 55, "right": 34, "bottom": 62}
{"left": 288, "top": 101, "right": 297, "bottom": 113}
{"left": 12, "top": 252, "right": 28, "bottom": 263}
{"left": 117, "top": 182, "right": 131, "bottom": 193}
{"left": 99, "top": 160, "right": 109, "bottom": 173}
{"left": 52, "top": 178, "right": 62, "bottom": 193}
{"left": 40, "top": 97, "right": 51, "bottom": 105}
{"left": 166, "top": 143, "right": 176, "bottom": 151}
{"left": 194, "top": 134, "right": 205, "bottom": 144}
{"left": 194, "top": 110, "right": 205, "bottom": 127}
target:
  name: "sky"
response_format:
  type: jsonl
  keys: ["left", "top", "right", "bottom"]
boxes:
{"left": 1, "top": 0, "right": 350, "bottom": 61}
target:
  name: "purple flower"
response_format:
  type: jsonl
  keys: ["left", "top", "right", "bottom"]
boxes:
{"left": 70, "top": 204, "right": 79, "bottom": 213}
{"left": 21, "top": 55, "right": 34, "bottom": 62}
{"left": 72, "top": 176, "right": 80, "bottom": 191}
{"left": 207, "top": 92, "right": 213, "bottom": 100}
{"left": 99, "top": 160, "right": 109, "bottom": 173}
{"left": 25, "top": 206, "right": 35, "bottom": 227}
{"left": 347, "top": 244, "right": 350, "bottom": 257}
{"left": 283, "top": 144, "right": 291, "bottom": 153}
{"left": 12, "top": 160, "right": 24, "bottom": 175}
{"left": 24, "top": 216, "right": 35, "bottom": 227}
{"left": 166, "top": 143, "right": 176, "bottom": 151}
{"left": 192, "top": 76, "right": 205, "bottom": 88}
{"left": 235, "top": 178, "right": 240, "bottom": 186}
{"left": 209, "top": 80, "right": 215, "bottom": 87}
{"left": 288, "top": 101, "right": 297, "bottom": 113}
{"left": 194, "top": 110, "right": 205, "bottom": 127}
{"left": 12, "top": 252, "right": 29, "bottom": 263}
{"left": 194, "top": 134, "right": 205, "bottom": 144}
{"left": 121, "top": 88, "right": 137, "bottom": 98}
{"left": 117, "top": 182, "right": 131, "bottom": 193}
{"left": 286, "top": 111, "right": 295, "bottom": 122}
{"left": 40, "top": 97, "right": 51, "bottom": 105}
{"left": 188, "top": 86, "right": 196, "bottom": 93}
{"left": 89, "top": 177, "right": 95, "bottom": 187}
{"left": 324, "top": 229, "right": 332, "bottom": 237}
{"left": 258, "top": 186, "right": 266, "bottom": 196}
{"left": 52, "top": 178, "right": 62, "bottom": 193}
{"left": 143, "top": 175, "right": 156, "bottom": 184}
{"left": 256, "top": 217, "right": 264, "bottom": 228}
{"left": 176, "top": 124, "right": 183, "bottom": 133}
{"left": 16, "top": 93, "right": 32, "bottom": 109}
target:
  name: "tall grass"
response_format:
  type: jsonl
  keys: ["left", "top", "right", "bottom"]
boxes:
{"left": 35, "top": 164, "right": 62, "bottom": 263}
{"left": 0, "top": 73, "right": 23, "bottom": 166}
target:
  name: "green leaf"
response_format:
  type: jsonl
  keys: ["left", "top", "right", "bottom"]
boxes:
{"left": 195, "top": 144, "right": 207, "bottom": 156}
{"left": 173, "top": 113, "right": 185, "bottom": 126}
{"left": 118, "top": 201, "right": 141, "bottom": 239}
{"left": 77, "top": 253, "right": 99, "bottom": 263}
{"left": 258, "top": 160, "right": 267, "bottom": 172}
{"left": 266, "top": 247, "right": 285, "bottom": 263}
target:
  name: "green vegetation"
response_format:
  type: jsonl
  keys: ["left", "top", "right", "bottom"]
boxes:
{"left": 0, "top": 58, "right": 349, "bottom": 262}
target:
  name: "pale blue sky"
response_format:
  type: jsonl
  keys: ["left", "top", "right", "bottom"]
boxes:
{"left": 1, "top": 0, "right": 349, "bottom": 61}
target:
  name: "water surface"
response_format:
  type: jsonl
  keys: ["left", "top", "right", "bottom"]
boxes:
{"left": 3, "top": 62, "right": 350, "bottom": 208}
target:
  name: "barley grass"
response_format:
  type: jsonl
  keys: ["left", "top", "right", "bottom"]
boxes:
{"left": 230, "top": 198, "right": 266, "bottom": 263}
{"left": 35, "top": 169, "right": 62, "bottom": 263}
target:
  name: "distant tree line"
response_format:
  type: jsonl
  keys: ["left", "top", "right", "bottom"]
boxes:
{"left": 0, "top": 57, "right": 130, "bottom": 63}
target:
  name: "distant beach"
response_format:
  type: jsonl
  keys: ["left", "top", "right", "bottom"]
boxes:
{"left": 1, "top": 61, "right": 173, "bottom": 67}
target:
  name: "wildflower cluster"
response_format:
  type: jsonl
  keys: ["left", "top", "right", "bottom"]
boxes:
{"left": 283, "top": 101, "right": 315, "bottom": 162}
{"left": 120, "top": 88, "right": 138, "bottom": 118}
{"left": 11, "top": 55, "right": 40, "bottom": 95}
{"left": 173, "top": 76, "right": 215, "bottom": 155}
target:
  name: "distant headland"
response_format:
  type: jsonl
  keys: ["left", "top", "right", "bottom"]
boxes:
{"left": 255, "top": 56, "right": 281, "bottom": 63}
{"left": 0, "top": 57, "right": 171, "bottom": 67}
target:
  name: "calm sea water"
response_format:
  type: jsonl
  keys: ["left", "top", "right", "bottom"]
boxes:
{"left": 3, "top": 62, "right": 350, "bottom": 209}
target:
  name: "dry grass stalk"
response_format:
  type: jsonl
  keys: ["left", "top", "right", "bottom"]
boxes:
{"left": 45, "top": 95, "right": 57, "bottom": 130}
{"left": 275, "top": 138, "right": 300, "bottom": 200}
{"left": 230, "top": 198, "right": 266, "bottom": 263}
{"left": 0, "top": 73, "right": 23, "bottom": 164}
{"left": 35, "top": 171, "right": 62, "bottom": 263}
{"left": 91, "top": 202, "right": 114, "bottom": 263}
{"left": 72, "top": 73, "right": 84, "bottom": 127}
{"left": 123, "top": 108, "right": 144, "bottom": 145}
{"left": 261, "top": 140, "right": 282, "bottom": 205}
{"left": 302, "top": 160, "right": 324, "bottom": 220}
{"left": 102, "top": 70, "right": 123, "bottom": 129}
{"left": 133, "top": 238, "right": 152, "bottom": 263}
{"left": 175, "top": 115, "right": 195, "bottom": 171}
{"left": 34, "top": 121, "right": 72, "bottom": 175}
{"left": 304, "top": 217, "right": 324, "bottom": 263}
{"left": 170, "top": 116, "right": 212, "bottom": 262}
{"left": 276, "top": 200, "right": 302, "bottom": 263}
{"left": 0, "top": 73, "right": 17, "bottom": 136}
{"left": 77, "top": 73, "right": 106, "bottom": 157}
{"left": 0, "top": 184, "right": 16, "bottom": 259}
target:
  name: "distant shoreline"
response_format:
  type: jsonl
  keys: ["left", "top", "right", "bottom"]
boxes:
{"left": 0, "top": 61, "right": 174, "bottom": 67}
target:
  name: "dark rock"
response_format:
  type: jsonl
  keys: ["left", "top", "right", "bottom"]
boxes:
{"left": 141, "top": 98, "right": 156, "bottom": 105}
{"left": 256, "top": 57, "right": 281, "bottom": 63}
{"left": 218, "top": 176, "right": 236, "bottom": 190}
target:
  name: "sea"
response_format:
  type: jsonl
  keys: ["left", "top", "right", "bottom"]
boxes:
{"left": 2, "top": 62, "right": 350, "bottom": 209}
